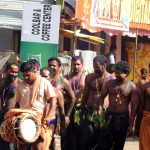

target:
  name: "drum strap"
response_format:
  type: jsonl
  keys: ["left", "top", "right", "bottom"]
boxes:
{"left": 30, "top": 75, "right": 41, "bottom": 107}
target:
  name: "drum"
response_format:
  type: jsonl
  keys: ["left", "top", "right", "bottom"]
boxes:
{"left": 0, "top": 109, "right": 41, "bottom": 144}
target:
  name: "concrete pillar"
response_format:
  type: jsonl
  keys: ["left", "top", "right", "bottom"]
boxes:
{"left": 95, "top": 32, "right": 100, "bottom": 55}
{"left": 0, "top": 29, "right": 13, "bottom": 51}
{"left": 116, "top": 34, "right": 121, "bottom": 62}
{"left": 59, "top": 24, "right": 64, "bottom": 52}
{"left": 105, "top": 33, "right": 111, "bottom": 54}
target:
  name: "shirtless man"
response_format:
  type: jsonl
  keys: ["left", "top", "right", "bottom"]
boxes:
{"left": 48, "top": 57, "right": 76, "bottom": 150}
{"left": 139, "top": 81, "right": 150, "bottom": 150}
{"left": 40, "top": 67, "right": 65, "bottom": 128}
{"left": 0, "top": 62, "right": 21, "bottom": 150}
{"left": 65, "top": 56, "right": 86, "bottom": 150}
{"left": 98, "top": 61, "right": 138, "bottom": 150}
{"left": 65, "top": 56, "right": 86, "bottom": 106}
{"left": 137, "top": 68, "right": 149, "bottom": 89}
{"left": 48, "top": 57, "right": 76, "bottom": 122}
{"left": 135, "top": 68, "right": 149, "bottom": 136}
{"left": 80, "top": 55, "right": 113, "bottom": 150}
{"left": 40, "top": 67, "right": 51, "bottom": 80}
{"left": 40, "top": 67, "right": 65, "bottom": 116}
{"left": 40, "top": 67, "right": 65, "bottom": 149}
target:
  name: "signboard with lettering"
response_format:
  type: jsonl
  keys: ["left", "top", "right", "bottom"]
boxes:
{"left": 130, "top": 0, "right": 150, "bottom": 24}
{"left": 20, "top": 3, "right": 61, "bottom": 68}
{"left": 76, "top": 0, "right": 130, "bottom": 33}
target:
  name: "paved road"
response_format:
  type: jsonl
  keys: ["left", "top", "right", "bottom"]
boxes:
{"left": 124, "top": 138, "right": 139, "bottom": 150}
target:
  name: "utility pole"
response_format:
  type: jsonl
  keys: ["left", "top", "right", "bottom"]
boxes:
{"left": 133, "top": 28, "right": 138, "bottom": 82}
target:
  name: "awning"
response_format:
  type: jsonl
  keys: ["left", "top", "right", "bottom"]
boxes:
{"left": 0, "top": 52, "right": 18, "bottom": 74}
{"left": 60, "top": 28, "right": 105, "bottom": 45}
{"left": 0, "top": 1, "right": 43, "bottom": 30}
{"left": 123, "top": 23, "right": 150, "bottom": 37}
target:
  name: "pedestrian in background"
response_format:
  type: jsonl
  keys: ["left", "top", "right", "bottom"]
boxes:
{"left": 135, "top": 68, "right": 149, "bottom": 137}
{"left": 106, "top": 45, "right": 117, "bottom": 65}
{"left": 139, "top": 80, "right": 150, "bottom": 150}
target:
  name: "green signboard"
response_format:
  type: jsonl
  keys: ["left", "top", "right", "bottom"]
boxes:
{"left": 20, "top": 42, "right": 58, "bottom": 68}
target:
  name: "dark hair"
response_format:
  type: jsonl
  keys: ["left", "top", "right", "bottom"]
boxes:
{"left": 114, "top": 61, "right": 130, "bottom": 74}
{"left": 48, "top": 67, "right": 55, "bottom": 78}
{"left": 72, "top": 56, "right": 83, "bottom": 63}
{"left": 48, "top": 57, "right": 62, "bottom": 67}
{"left": 6, "top": 62, "right": 18, "bottom": 71}
{"left": 20, "top": 59, "right": 39, "bottom": 72}
{"left": 110, "top": 45, "right": 117, "bottom": 51}
{"left": 93, "top": 55, "right": 107, "bottom": 65}
{"left": 20, "top": 61, "right": 26, "bottom": 72}
{"left": 29, "top": 59, "right": 40, "bottom": 70}
{"left": 106, "top": 64, "right": 115, "bottom": 74}
{"left": 140, "top": 68, "right": 147, "bottom": 74}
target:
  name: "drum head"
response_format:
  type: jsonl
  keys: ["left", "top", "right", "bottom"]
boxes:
{"left": 20, "top": 115, "right": 40, "bottom": 143}
{"left": 0, "top": 112, "right": 40, "bottom": 144}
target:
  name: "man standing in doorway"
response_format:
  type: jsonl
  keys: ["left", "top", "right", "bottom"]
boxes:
{"left": 107, "top": 45, "right": 117, "bottom": 65}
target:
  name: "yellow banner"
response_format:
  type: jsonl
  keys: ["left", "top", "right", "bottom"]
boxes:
{"left": 126, "top": 42, "right": 150, "bottom": 82}
{"left": 130, "top": 0, "right": 150, "bottom": 24}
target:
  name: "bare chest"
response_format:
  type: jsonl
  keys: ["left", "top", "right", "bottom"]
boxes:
{"left": 109, "top": 82, "right": 131, "bottom": 104}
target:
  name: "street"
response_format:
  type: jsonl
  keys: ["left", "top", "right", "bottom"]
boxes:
{"left": 124, "top": 138, "right": 139, "bottom": 150}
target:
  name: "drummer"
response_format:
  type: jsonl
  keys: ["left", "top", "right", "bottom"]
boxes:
{"left": 15, "top": 60, "right": 57, "bottom": 150}
{"left": 0, "top": 62, "right": 20, "bottom": 149}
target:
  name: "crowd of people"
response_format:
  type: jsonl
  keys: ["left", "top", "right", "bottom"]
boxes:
{"left": 0, "top": 52, "right": 149, "bottom": 150}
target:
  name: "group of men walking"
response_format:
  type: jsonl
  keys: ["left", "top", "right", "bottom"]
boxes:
{"left": 0, "top": 54, "right": 149, "bottom": 150}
